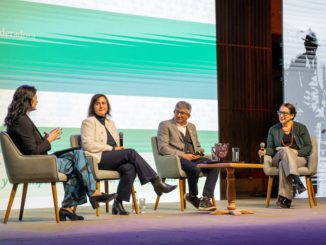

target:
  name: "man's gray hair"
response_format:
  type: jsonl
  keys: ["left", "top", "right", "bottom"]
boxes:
{"left": 175, "top": 101, "right": 192, "bottom": 111}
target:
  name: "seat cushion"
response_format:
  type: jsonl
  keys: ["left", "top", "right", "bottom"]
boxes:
{"left": 97, "top": 170, "right": 120, "bottom": 180}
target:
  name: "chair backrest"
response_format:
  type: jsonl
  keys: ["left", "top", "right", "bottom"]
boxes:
{"left": 151, "top": 136, "right": 185, "bottom": 178}
{"left": 70, "top": 135, "right": 82, "bottom": 148}
{"left": 0, "top": 131, "right": 58, "bottom": 183}
{"left": 306, "top": 135, "right": 318, "bottom": 175}
{"left": 0, "top": 132, "right": 25, "bottom": 183}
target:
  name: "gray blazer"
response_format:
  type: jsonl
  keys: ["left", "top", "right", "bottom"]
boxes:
{"left": 157, "top": 119, "right": 204, "bottom": 157}
{"left": 81, "top": 116, "right": 119, "bottom": 164}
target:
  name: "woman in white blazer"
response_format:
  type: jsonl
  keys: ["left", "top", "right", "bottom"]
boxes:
{"left": 81, "top": 94, "right": 177, "bottom": 215}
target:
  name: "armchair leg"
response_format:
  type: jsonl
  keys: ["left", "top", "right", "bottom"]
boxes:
{"left": 154, "top": 195, "right": 160, "bottom": 210}
{"left": 311, "top": 179, "right": 317, "bottom": 207}
{"left": 306, "top": 176, "right": 314, "bottom": 208}
{"left": 96, "top": 181, "right": 100, "bottom": 216}
{"left": 51, "top": 182, "right": 60, "bottom": 223}
{"left": 266, "top": 176, "right": 274, "bottom": 208}
{"left": 179, "top": 179, "right": 185, "bottom": 211}
{"left": 19, "top": 183, "right": 28, "bottom": 221}
{"left": 131, "top": 185, "right": 139, "bottom": 214}
{"left": 153, "top": 178, "right": 166, "bottom": 211}
{"left": 182, "top": 179, "right": 186, "bottom": 209}
{"left": 4, "top": 183, "right": 18, "bottom": 224}
{"left": 212, "top": 195, "right": 217, "bottom": 207}
{"left": 105, "top": 180, "right": 109, "bottom": 213}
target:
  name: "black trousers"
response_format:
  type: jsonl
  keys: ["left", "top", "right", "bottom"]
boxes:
{"left": 180, "top": 157, "right": 219, "bottom": 198}
{"left": 98, "top": 149, "right": 157, "bottom": 202}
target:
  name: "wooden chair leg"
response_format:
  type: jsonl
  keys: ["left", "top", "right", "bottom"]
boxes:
{"left": 306, "top": 176, "right": 317, "bottom": 207}
{"left": 266, "top": 176, "right": 274, "bottom": 208}
{"left": 4, "top": 183, "right": 18, "bottom": 224}
{"left": 310, "top": 178, "right": 317, "bottom": 206}
{"left": 19, "top": 183, "right": 28, "bottom": 221}
{"left": 96, "top": 180, "right": 100, "bottom": 216}
{"left": 154, "top": 195, "right": 160, "bottom": 210}
{"left": 182, "top": 179, "right": 186, "bottom": 209}
{"left": 105, "top": 180, "right": 109, "bottom": 213}
{"left": 306, "top": 176, "right": 314, "bottom": 208}
{"left": 51, "top": 182, "right": 60, "bottom": 223}
{"left": 131, "top": 185, "right": 139, "bottom": 214}
{"left": 212, "top": 195, "right": 217, "bottom": 207}
{"left": 179, "top": 179, "right": 185, "bottom": 211}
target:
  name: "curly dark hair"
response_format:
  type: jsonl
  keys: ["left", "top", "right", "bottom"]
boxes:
{"left": 88, "top": 94, "right": 111, "bottom": 117}
{"left": 4, "top": 85, "right": 37, "bottom": 127}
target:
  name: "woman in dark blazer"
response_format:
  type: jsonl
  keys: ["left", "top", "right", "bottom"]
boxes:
{"left": 259, "top": 103, "right": 312, "bottom": 208}
{"left": 4, "top": 85, "right": 116, "bottom": 221}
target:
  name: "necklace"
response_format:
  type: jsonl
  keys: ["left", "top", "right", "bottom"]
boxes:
{"left": 281, "top": 134, "right": 294, "bottom": 147}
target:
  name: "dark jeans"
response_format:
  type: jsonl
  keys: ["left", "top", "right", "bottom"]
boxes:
{"left": 98, "top": 149, "right": 157, "bottom": 202}
{"left": 180, "top": 157, "right": 219, "bottom": 198}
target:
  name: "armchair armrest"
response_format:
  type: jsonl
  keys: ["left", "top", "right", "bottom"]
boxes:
{"left": 86, "top": 156, "right": 101, "bottom": 179}
{"left": 263, "top": 155, "right": 276, "bottom": 175}
{"left": 6, "top": 154, "right": 59, "bottom": 183}
{"left": 155, "top": 154, "right": 184, "bottom": 178}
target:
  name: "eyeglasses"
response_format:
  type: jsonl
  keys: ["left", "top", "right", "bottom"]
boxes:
{"left": 277, "top": 110, "right": 291, "bottom": 116}
{"left": 174, "top": 110, "right": 190, "bottom": 116}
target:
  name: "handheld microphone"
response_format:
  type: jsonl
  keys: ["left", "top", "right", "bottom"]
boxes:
{"left": 322, "top": 129, "right": 326, "bottom": 134}
{"left": 119, "top": 132, "right": 124, "bottom": 147}
{"left": 260, "top": 142, "right": 265, "bottom": 164}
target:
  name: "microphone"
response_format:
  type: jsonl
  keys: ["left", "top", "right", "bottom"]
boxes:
{"left": 119, "top": 132, "right": 124, "bottom": 147}
{"left": 259, "top": 142, "right": 265, "bottom": 164}
{"left": 322, "top": 129, "right": 326, "bottom": 134}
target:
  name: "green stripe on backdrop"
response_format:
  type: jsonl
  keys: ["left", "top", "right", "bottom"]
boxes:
{"left": 0, "top": 127, "right": 218, "bottom": 153}
{"left": 0, "top": 0, "right": 217, "bottom": 99}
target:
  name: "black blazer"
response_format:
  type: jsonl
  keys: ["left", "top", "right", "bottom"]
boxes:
{"left": 7, "top": 114, "right": 51, "bottom": 155}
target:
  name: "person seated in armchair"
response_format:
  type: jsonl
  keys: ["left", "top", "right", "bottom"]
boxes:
{"left": 157, "top": 101, "right": 219, "bottom": 211}
{"left": 4, "top": 85, "right": 117, "bottom": 221}
{"left": 258, "top": 103, "right": 312, "bottom": 208}
{"left": 81, "top": 94, "right": 177, "bottom": 215}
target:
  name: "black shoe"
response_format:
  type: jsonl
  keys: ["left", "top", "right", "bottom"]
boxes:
{"left": 112, "top": 199, "right": 130, "bottom": 215}
{"left": 295, "top": 181, "right": 307, "bottom": 195}
{"left": 89, "top": 193, "right": 118, "bottom": 209}
{"left": 152, "top": 176, "right": 177, "bottom": 196}
{"left": 59, "top": 208, "right": 84, "bottom": 221}
{"left": 185, "top": 193, "right": 200, "bottom": 209}
{"left": 276, "top": 195, "right": 292, "bottom": 208}
{"left": 198, "top": 196, "right": 216, "bottom": 211}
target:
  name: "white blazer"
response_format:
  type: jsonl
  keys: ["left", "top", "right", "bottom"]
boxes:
{"left": 81, "top": 116, "right": 120, "bottom": 164}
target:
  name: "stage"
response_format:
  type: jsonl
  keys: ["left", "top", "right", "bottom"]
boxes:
{"left": 0, "top": 197, "right": 326, "bottom": 244}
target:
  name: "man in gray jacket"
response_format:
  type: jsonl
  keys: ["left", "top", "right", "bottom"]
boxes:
{"left": 157, "top": 101, "right": 218, "bottom": 211}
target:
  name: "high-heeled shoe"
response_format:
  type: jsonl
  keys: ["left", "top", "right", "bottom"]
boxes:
{"left": 112, "top": 199, "right": 130, "bottom": 215}
{"left": 59, "top": 208, "right": 84, "bottom": 221}
{"left": 89, "top": 193, "right": 118, "bottom": 209}
{"left": 152, "top": 176, "right": 177, "bottom": 196}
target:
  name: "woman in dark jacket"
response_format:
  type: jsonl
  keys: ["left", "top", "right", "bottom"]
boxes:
{"left": 259, "top": 103, "right": 312, "bottom": 208}
{"left": 4, "top": 85, "right": 116, "bottom": 221}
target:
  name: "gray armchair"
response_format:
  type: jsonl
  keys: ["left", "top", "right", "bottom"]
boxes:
{"left": 263, "top": 136, "right": 318, "bottom": 208}
{"left": 70, "top": 135, "right": 139, "bottom": 215}
{"left": 151, "top": 136, "right": 216, "bottom": 211}
{"left": 0, "top": 132, "right": 67, "bottom": 223}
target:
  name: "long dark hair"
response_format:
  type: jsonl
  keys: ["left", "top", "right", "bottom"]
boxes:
{"left": 4, "top": 85, "right": 37, "bottom": 127}
{"left": 88, "top": 94, "right": 111, "bottom": 117}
